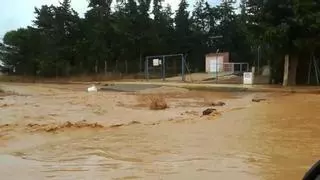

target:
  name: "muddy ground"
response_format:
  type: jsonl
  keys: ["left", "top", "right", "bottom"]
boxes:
{"left": 0, "top": 83, "right": 319, "bottom": 180}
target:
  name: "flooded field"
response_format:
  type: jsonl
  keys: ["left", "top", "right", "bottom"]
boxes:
{"left": 0, "top": 83, "right": 319, "bottom": 180}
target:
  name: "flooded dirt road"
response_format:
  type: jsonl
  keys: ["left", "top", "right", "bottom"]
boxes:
{"left": 0, "top": 83, "right": 319, "bottom": 180}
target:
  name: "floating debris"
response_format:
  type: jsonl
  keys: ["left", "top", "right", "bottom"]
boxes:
{"left": 87, "top": 85, "right": 98, "bottom": 92}
{"left": 211, "top": 101, "right": 226, "bottom": 107}
{"left": 202, "top": 108, "right": 217, "bottom": 116}
{"left": 128, "top": 121, "right": 141, "bottom": 125}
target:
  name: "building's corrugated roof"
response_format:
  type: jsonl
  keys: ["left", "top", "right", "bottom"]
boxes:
{"left": 206, "top": 52, "right": 229, "bottom": 57}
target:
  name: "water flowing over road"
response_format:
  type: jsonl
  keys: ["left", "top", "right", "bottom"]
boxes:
{"left": 0, "top": 83, "right": 319, "bottom": 180}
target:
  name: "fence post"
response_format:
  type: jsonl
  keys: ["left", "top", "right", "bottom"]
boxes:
{"left": 139, "top": 54, "right": 142, "bottom": 73}
{"left": 232, "top": 63, "right": 235, "bottom": 73}
{"left": 162, "top": 56, "right": 166, "bottom": 81}
{"left": 125, "top": 60, "right": 128, "bottom": 74}
{"left": 104, "top": 60, "right": 107, "bottom": 75}
{"left": 182, "top": 55, "right": 185, "bottom": 81}
{"left": 145, "top": 57, "right": 149, "bottom": 80}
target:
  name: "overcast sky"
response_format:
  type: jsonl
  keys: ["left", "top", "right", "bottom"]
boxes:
{"left": 0, "top": 0, "right": 238, "bottom": 39}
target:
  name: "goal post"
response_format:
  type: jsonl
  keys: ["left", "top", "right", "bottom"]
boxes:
{"left": 145, "top": 54, "right": 186, "bottom": 81}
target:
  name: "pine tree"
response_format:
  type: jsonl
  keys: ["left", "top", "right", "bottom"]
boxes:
{"left": 174, "top": 0, "right": 191, "bottom": 53}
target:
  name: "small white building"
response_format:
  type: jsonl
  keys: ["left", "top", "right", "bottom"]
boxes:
{"left": 205, "top": 52, "right": 230, "bottom": 73}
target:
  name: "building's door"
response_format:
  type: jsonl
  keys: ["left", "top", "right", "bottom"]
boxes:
{"left": 209, "top": 56, "right": 223, "bottom": 72}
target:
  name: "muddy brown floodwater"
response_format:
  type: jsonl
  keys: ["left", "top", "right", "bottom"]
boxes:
{"left": 0, "top": 83, "right": 319, "bottom": 180}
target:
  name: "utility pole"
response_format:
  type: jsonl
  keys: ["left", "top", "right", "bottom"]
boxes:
{"left": 208, "top": 35, "right": 223, "bottom": 84}
{"left": 216, "top": 49, "right": 220, "bottom": 84}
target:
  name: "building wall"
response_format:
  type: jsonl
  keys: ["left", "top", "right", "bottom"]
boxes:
{"left": 205, "top": 52, "right": 230, "bottom": 73}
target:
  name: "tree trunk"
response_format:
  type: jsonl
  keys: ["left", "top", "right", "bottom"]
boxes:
{"left": 125, "top": 60, "right": 128, "bottom": 74}
{"left": 66, "top": 63, "right": 70, "bottom": 76}
{"left": 115, "top": 59, "right": 118, "bottom": 72}
{"left": 267, "top": 59, "right": 272, "bottom": 84}
{"left": 55, "top": 62, "right": 58, "bottom": 80}
{"left": 79, "top": 61, "right": 82, "bottom": 72}
{"left": 104, "top": 60, "right": 107, "bottom": 75}
{"left": 288, "top": 55, "right": 298, "bottom": 86}
{"left": 95, "top": 60, "right": 98, "bottom": 74}
{"left": 283, "top": 54, "right": 289, "bottom": 86}
{"left": 139, "top": 53, "right": 142, "bottom": 73}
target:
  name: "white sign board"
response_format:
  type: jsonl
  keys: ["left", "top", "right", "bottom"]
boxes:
{"left": 152, "top": 59, "right": 162, "bottom": 66}
{"left": 153, "top": 59, "right": 159, "bottom": 66}
{"left": 243, "top": 72, "right": 253, "bottom": 85}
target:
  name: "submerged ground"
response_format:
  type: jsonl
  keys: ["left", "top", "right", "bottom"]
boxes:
{"left": 0, "top": 83, "right": 319, "bottom": 180}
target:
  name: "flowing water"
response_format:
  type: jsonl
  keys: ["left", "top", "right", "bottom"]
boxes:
{"left": 1, "top": 92, "right": 320, "bottom": 180}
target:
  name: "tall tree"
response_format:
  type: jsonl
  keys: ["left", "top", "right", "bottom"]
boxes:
{"left": 150, "top": 0, "right": 174, "bottom": 54}
{"left": 247, "top": 0, "right": 320, "bottom": 85}
{"left": 190, "top": 0, "right": 211, "bottom": 70}
{"left": 174, "top": 0, "right": 191, "bottom": 54}
{"left": 32, "top": 1, "right": 81, "bottom": 76}
{"left": 112, "top": 0, "right": 140, "bottom": 72}
{"left": 136, "top": 0, "right": 152, "bottom": 57}
{"left": 85, "top": 0, "right": 114, "bottom": 73}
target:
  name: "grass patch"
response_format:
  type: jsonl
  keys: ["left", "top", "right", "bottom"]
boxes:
{"left": 149, "top": 95, "right": 168, "bottom": 110}
{"left": 137, "top": 94, "right": 168, "bottom": 110}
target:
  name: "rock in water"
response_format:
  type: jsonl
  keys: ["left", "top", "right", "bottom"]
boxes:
{"left": 211, "top": 101, "right": 226, "bottom": 107}
{"left": 202, "top": 108, "right": 217, "bottom": 116}
{"left": 252, "top": 98, "right": 266, "bottom": 102}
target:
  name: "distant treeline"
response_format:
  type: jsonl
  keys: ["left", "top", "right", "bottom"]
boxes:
{"left": 0, "top": 0, "right": 319, "bottom": 84}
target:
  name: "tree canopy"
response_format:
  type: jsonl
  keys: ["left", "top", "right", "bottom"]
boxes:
{"left": 0, "top": 0, "right": 319, "bottom": 84}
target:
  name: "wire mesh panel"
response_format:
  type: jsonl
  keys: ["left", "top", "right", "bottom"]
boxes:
{"left": 145, "top": 58, "right": 163, "bottom": 79}
{"left": 164, "top": 56, "right": 183, "bottom": 78}
{"left": 222, "top": 63, "right": 249, "bottom": 74}
{"left": 145, "top": 54, "right": 185, "bottom": 81}
{"left": 209, "top": 62, "right": 250, "bottom": 79}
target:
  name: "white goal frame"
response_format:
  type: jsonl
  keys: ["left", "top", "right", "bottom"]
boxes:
{"left": 144, "top": 54, "right": 186, "bottom": 81}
